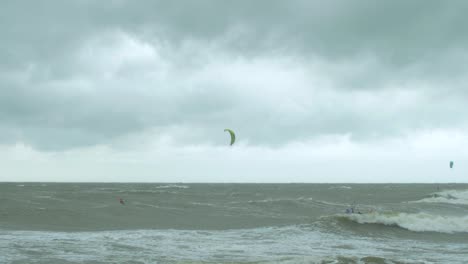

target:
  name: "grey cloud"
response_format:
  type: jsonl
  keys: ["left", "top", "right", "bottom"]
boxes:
{"left": 3, "top": 1, "right": 468, "bottom": 64}
{"left": 1, "top": 0, "right": 468, "bottom": 150}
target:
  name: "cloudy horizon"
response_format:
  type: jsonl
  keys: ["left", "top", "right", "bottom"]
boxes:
{"left": 1, "top": 0, "right": 468, "bottom": 182}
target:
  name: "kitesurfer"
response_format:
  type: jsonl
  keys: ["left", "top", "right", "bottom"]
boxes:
{"left": 345, "top": 204, "right": 362, "bottom": 214}
{"left": 119, "top": 198, "right": 125, "bottom": 205}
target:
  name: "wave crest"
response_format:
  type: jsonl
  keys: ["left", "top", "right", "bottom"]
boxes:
{"left": 340, "top": 212, "right": 468, "bottom": 234}
{"left": 155, "top": 184, "right": 189, "bottom": 189}
{"left": 411, "top": 189, "right": 468, "bottom": 205}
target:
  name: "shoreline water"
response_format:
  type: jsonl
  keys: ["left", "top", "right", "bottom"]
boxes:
{"left": 1, "top": 183, "right": 467, "bottom": 263}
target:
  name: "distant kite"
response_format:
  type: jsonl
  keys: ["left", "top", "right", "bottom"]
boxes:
{"left": 450, "top": 161, "right": 454, "bottom": 169}
{"left": 224, "top": 129, "right": 236, "bottom": 146}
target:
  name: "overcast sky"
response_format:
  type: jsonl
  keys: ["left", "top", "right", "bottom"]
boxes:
{"left": 1, "top": 0, "right": 468, "bottom": 182}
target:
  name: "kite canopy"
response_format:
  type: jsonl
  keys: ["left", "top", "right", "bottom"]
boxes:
{"left": 224, "top": 129, "right": 236, "bottom": 146}
{"left": 450, "top": 161, "right": 454, "bottom": 169}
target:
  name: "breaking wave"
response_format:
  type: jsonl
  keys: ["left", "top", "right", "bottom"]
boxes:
{"left": 411, "top": 189, "right": 468, "bottom": 205}
{"left": 0, "top": 226, "right": 445, "bottom": 264}
{"left": 155, "top": 184, "right": 189, "bottom": 189}
{"left": 328, "top": 185, "right": 352, "bottom": 190}
{"left": 339, "top": 212, "right": 468, "bottom": 234}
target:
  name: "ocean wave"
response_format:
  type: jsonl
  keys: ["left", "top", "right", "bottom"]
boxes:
{"left": 245, "top": 197, "right": 316, "bottom": 208}
{"left": 1, "top": 226, "right": 461, "bottom": 264}
{"left": 339, "top": 212, "right": 468, "bottom": 234}
{"left": 190, "top": 202, "right": 216, "bottom": 207}
{"left": 132, "top": 202, "right": 185, "bottom": 211}
{"left": 243, "top": 197, "right": 349, "bottom": 210}
{"left": 258, "top": 255, "right": 427, "bottom": 264}
{"left": 155, "top": 184, "right": 189, "bottom": 189}
{"left": 172, "top": 256, "right": 425, "bottom": 264}
{"left": 96, "top": 187, "right": 122, "bottom": 191}
{"left": 103, "top": 189, "right": 180, "bottom": 195}
{"left": 132, "top": 202, "right": 161, "bottom": 209}
{"left": 247, "top": 198, "right": 298, "bottom": 204}
{"left": 307, "top": 199, "right": 350, "bottom": 208}
{"left": 411, "top": 189, "right": 468, "bottom": 205}
{"left": 328, "top": 185, "right": 352, "bottom": 190}
{"left": 33, "top": 195, "right": 68, "bottom": 202}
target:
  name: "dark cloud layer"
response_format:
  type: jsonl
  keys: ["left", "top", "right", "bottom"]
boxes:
{"left": 1, "top": 0, "right": 468, "bottom": 150}
{"left": 4, "top": 0, "right": 468, "bottom": 63}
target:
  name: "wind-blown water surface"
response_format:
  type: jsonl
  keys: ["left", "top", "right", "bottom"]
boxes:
{"left": 1, "top": 183, "right": 467, "bottom": 263}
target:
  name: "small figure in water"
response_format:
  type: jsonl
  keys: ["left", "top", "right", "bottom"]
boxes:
{"left": 119, "top": 198, "right": 125, "bottom": 205}
{"left": 345, "top": 207, "right": 354, "bottom": 214}
{"left": 345, "top": 204, "right": 362, "bottom": 214}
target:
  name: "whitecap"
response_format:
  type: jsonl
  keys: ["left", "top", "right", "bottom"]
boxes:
{"left": 341, "top": 212, "right": 468, "bottom": 234}
{"left": 155, "top": 184, "right": 189, "bottom": 189}
{"left": 328, "top": 186, "right": 352, "bottom": 190}
{"left": 411, "top": 189, "right": 468, "bottom": 205}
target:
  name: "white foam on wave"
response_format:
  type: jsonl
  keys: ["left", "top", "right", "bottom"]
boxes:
{"left": 2, "top": 225, "right": 467, "bottom": 264}
{"left": 328, "top": 186, "right": 352, "bottom": 190}
{"left": 411, "top": 189, "right": 468, "bottom": 205}
{"left": 155, "top": 184, "right": 189, "bottom": 189}
{"left": 343, "top": 212, "right": 468, "bottom": 234}
{"left": 247, "top": 198, "right": 296, "bottom": 204}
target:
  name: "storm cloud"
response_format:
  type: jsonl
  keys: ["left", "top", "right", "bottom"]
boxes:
{"left": 1, "top": 1, "right": 468, "bottom": 181}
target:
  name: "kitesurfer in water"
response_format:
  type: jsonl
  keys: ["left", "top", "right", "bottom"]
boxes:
{"left": 345, "top": 207, "right": 354, "bottom": 214}
{"left": 345, "top": 204, "right": 362, "bottom": 214}
{"left": 119, "top": 198, "right": 125, "bottom": 205}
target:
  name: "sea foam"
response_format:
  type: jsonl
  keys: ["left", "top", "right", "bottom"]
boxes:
{"left": 411, "top": 189, "right": 468, "bottom": 205}
{"left": 343, "top": 212, "right": 468, "bottom": 234}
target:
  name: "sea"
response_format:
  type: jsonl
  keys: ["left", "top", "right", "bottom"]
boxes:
{"left": 1, "top": 183, "right": 467, "bottom": 264}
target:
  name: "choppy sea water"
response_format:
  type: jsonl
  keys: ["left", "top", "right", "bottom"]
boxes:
{"left": 1, "top": 183, "right": 467, "bottom": 263}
